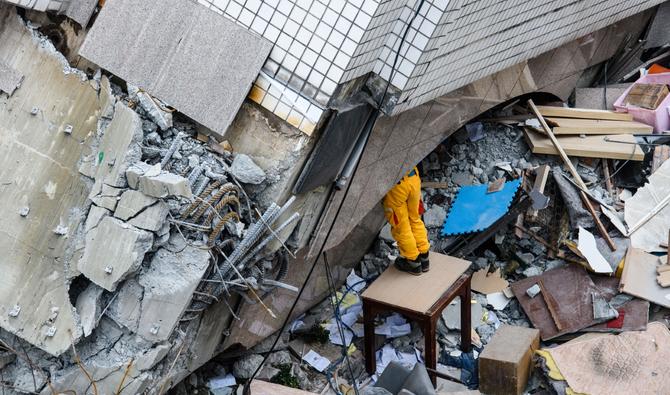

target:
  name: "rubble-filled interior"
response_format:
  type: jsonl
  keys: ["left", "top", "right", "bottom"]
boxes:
{"left": 3, "top": 1, "right": 670, "bottom": 395}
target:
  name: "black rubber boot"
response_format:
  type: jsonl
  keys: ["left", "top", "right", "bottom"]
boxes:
{"left": 419, "top": 252, "right": 430, "bottom": 272}
{"left": 395, "top": 256, "right": 422, "bottom": 276}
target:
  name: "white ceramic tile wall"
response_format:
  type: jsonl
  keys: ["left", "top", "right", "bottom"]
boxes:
{"left": 194, "top": 0, "right": 664, "bottom": 133}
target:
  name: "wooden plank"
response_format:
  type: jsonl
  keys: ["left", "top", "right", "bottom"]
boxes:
{"left": 545, "top": 117, "right": 654, "bottom": 134}
{"left": 523, "top": 129, "right": 645, "bottom": 161}
{"left": 527, "top": 100, "right": 617, "bottom": 251}
{"left": 361, "top": 252, "right": 470, "bottom": 313}
{"left": 657, "top": 270, "right": 670, "bottom": 287}
{"left": 536, "top": 105, "right": 633, "bottom": 121}
{"left": 624, "top": 83, "right": 669, "bottom": 109}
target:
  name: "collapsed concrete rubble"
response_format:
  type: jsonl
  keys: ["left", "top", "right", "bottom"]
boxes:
{"left": 0, "top": 7, "right": 307, "bottom": 394}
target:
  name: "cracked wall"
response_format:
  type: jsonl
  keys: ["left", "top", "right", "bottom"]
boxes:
{"left": 0, "top": 5, "right": 101, "bottom": 356}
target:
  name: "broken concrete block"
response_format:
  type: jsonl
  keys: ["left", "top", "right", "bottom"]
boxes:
{"left": 128, "top": 201, "right": 169, "bottom": 232}
{"left": 89, "top": 182, "right": 124, "bottom": 211}
{"left": 0, "top": 60, "right": 23, "bottom": 95}
{"left": 478, "top": 325, "right": 540, "bottom": 395}
{"left": 75, "top": 283, "right": 104, "bottom": 337}
{"left": 233, "top": 354, "right": 264, "bottom": 379}
{"left": 231, "top": 154, "right": 266, "bottom": 184}
{"left": 128, "top": 84, "right": 173, "bottom": 130}
{"left": 106, "top": 278, "right": 143, "bottom": 331}
{"left": 525, "top": 284, "right": 541, "bottom": 298}
{"left": 135, "top": 344, "right": 170, "bottom": 371}
{"left": 137, "top": 245, "right": 210, "bottom": 342}
{"left": 126, "top": 161, "right": 193, "bottom": 198}
{"left": 423, "top": 206, "right": 447, "bottom": 228}
{"left": 79, "top": 102, "right": 143, "bottom": 187}
{"left": 114, "top": 190, "right": 157, "bottom": 220}
{"left": 0, "top": 351, "right": 16, "bottom": 369}
{"left": 84, "top": 205, "right": 111, "bottom": 233}
{"left": 78, "top": 216, "right": 153, "bottom": 291}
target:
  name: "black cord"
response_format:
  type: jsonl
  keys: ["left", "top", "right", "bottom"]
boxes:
{"left": 243, "top": 1, "right": 427, "bottom": 393}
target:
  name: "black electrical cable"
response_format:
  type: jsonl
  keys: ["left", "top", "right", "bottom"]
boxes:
{"left": 242, "top": 1, "right": 427, "bottom": 393}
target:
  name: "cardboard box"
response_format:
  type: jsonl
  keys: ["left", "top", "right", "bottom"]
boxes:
{"left": 478, "top": 325, "right": 540, "bottom": 395}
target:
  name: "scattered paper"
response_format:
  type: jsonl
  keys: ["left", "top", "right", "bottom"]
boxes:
{"left": 471, "top": 266, "right": 509, "bottom": 294}
{"left": 327, "top": 326, "right": 353, "bottom": 346}
{"left": 577, "top": 227, "right": 613, "bottom": 273}
{"left": 346, "top": 270, "right": 366, "bottom": 293}
{"left": 208, "top": 373, "right": 236, "bottom": 389}
{"left": 302, "top": 350, "right": 331, "bottom": 372}
{"left": 486, "top": 292, "right": 511, "bottom": 310}
{"left": 375, "top": 313, "right": 412, "bottom": 338}
{"left": 374, "top": 344, "right": 422, "bottom": 377}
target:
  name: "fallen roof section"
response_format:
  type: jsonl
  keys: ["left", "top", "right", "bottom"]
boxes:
{"left": 79, "top": 0, "right": 272, "bottom": 137}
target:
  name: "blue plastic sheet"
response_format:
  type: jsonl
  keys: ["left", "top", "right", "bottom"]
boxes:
{"left": 441, "top": 178, "right": 522, "bottom": 236}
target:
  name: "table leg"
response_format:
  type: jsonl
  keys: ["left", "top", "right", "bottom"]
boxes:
{"left": 424, "top": 318, "right": 437, "bottom": 387}
{"left": 460, "top": 279, "right": 472, "bottom": 353}
{"left": 363, "top": 300, "right": 376, "bottom": 375}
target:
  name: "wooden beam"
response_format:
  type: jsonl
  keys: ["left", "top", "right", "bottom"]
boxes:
{"left": 545, "top": 118, "right": 654, "bottom": 135}
{"left": 527, "top": 165, "right": 550, "bottom": 219}
{"left": 523, "top": 129, "right": 644, "bottom": 161}
{"left": 528, "top": 99, "right": 617, "bottom": 251}
{"left": 536, "top": 105, "right": 634, "bottom": 121}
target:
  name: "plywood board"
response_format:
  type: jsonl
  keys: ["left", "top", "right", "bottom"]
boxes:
{"left": 361, "top": 252, "right": 470, "bottom": 313}
{"left": 536, "top": 105, "right": 633, "bottom": 121}
{"left": 471, "top": 266, "right": 509, "bottom": 294}
{"left": 545, "top": 117, "right": 653, "bottom": 134}
{"left": 546, "top": 323, "right": 670, "bottom": 395}
{"left": 251, "top": 380, "right": 317, "bottom": 394}
{"left": 620, "top": 248, "right": 670, "bottom": 308}
{"left": 510, "top": 265, "right": 607, "bottom": 340}
{"left": 523, "top": 129, "right": 644, "bottom": 161}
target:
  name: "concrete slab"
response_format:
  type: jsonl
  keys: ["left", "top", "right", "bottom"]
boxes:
{"left": 114, "top": 189, "right": 157, "bottom": 221}
{"left": 79, "top": 0, "right": 272, "bottom": 136}
{"left": 128, "top": 201, "right": 169, "bottom": 232}
{"left": 137, "top": 245, "right": 210, "bottom": 342}
{"left": 65, "top": 0, "right": 97, "bottom": 27}
{"left": 78, "top": 216, "right": 154, "bottom": 291}
{"left": 0, "top": 5, "right": 101, "bottom": 356}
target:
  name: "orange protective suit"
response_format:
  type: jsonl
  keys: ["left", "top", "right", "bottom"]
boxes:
{"left": 382, "top": 167, "right": 430, "bottom": 261}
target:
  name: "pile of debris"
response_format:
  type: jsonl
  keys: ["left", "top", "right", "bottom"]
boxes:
{"left": 0, "top": 16, "right": 300, "bottom": 393}
{"left": 191, "top": 88, "right": 670, "bottom": 393}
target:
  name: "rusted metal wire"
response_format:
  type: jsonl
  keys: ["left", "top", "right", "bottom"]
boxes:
{"left": 203, "top": 195, "right": 241, "bottom": 227}
{"left": 181, "top": 180, "right": 221, "bottom": 218}
{"left": 207, "top": 212, "right": 240, "bottom": 246}
{"left": 192, "top": 183, "right": 238, "bottom": 222}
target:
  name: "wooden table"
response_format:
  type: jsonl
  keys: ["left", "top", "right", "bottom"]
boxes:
{"left": 361, "top": 252, "right": 472, "bottom": 386}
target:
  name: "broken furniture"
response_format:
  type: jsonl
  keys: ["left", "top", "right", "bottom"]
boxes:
{"left": 478, "top": 325, "right": 540, "bottom": 395}
{"left": 361, "top": 252, "right": 472, "bottom": 386}
{"left": 510, "top": 265, "right": 612, "bottom": 340}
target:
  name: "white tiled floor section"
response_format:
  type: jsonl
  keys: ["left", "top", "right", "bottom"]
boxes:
{"left": 196, "top": 0, "right": 663, "bottom": 134}
{"left": 2, "top": 0, "right": 68, "bottom": 12}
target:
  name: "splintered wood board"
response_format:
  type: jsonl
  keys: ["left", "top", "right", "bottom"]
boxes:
{"left": 362, "top": 252, "right": 470, "bottom": 313}
{"left": 523, "top": 129, "right": 644, "bottom": 161}
{"left": 545, "top": 117, "right": 654, "bottom": 134}
{"left": 536, "top": 105, "right": 634, "bottom": 121}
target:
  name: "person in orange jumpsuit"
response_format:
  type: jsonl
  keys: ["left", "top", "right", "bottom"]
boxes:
{"left": 382, "top": 166, "right": 430, "bottom": 275}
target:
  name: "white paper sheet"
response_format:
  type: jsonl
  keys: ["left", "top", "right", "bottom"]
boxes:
{"left": 346, "top": 269, "right": 366, "bottom": 293}
{"left": 302, "top": 350, "right": 331, "bottom": 372}
{"left": 577, "top": 226, "right": 613, "bottom": 273}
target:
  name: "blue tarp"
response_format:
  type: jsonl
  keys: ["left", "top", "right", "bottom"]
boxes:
{"left": 441, "top": 178, "right": 522, "bottom": 236}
